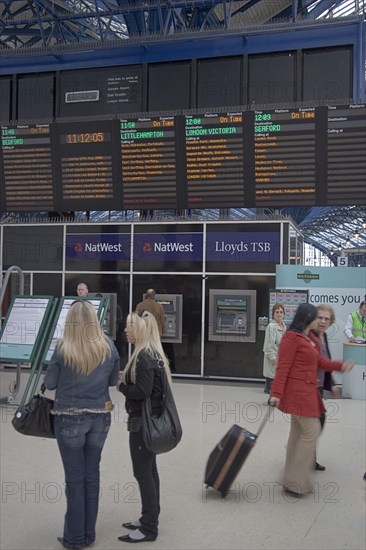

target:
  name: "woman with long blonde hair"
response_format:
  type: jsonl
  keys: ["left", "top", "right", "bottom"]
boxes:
{"left": 117, "top": 310, "right": 171, "bottom": 543}
{"left": 44, "top": 300, "right": 120, "bottom": 549}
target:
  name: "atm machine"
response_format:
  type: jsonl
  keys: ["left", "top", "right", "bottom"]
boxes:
{"left": 208, "top": 289, "right": 257, "bottom": 342}
{"left": 88, "top": 292, "right": 118, "bottom": 340}
{"left": 154, "top": 294, "right": 183, "bottom": 344}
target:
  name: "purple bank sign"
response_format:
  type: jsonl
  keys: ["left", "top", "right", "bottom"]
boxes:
{"left": 66, "top": 231, "right": 280, "bottom": 263}
{"left": 134, "top": 233, "right": 203, "bottom": 262}
{"left": 66, "top": 234, "right": 131, "bottom": 261}
{"left": 206, "top": 232, "right": 280, "bottom": 262}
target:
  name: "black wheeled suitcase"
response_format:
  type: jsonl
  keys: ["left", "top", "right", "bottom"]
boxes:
{"left": 204, "top": 407, "right": 271, "bottom": 497}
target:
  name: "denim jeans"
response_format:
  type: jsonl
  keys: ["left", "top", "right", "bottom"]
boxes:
{"left": 129, "top": 429, "right": 160, "bottom": 539}
{"left": 54, "top": 413, "right": 111, "bottom": 549}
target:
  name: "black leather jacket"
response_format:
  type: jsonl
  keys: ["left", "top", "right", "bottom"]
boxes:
{"left": 119, "top": 350, "right": 164, "bottom": 420}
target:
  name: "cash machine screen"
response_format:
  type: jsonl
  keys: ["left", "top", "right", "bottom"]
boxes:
{"left": 216, "top": 296, "right": 248, "bottom": 334}
{"left": 158, "top": 300, "right": 174, "bottom": 312}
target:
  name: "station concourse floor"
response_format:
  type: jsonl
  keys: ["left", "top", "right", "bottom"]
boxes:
{"left": 0, "top": 371, "right": 365, "bottom": 550}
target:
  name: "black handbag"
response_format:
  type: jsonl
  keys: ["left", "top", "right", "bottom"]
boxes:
{"left": 141, "top": 363, "right": 182, "bottom": 454}
{"left": 12, "top": 386, "right": 55, "bottom": 439}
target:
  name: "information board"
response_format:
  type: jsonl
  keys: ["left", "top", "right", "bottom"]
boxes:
{"left": 327, "top": 104, "right": 366, "bottom": 205}
{"left": 0, "top": 296, "right": 54, "bottom": 362}
{"left": 53, "top": 120, "right": 120, "bottom": 211}
{"left": 0, "top": 124, "right": 55, "bottom": 211}
{"left": 184, "top": 112, "right": 244, "bottom": 208}
{"left": 120, "top": 116, "right": 179, "bottom": 208}
{"left": 0, "top": 104, "right": 365, "bottom": 212}
{"left": 43, "top": 296, "right": 107, "bottom": 362}
{"left": 254, "top": 108, "right": 317, "bottom": 205}
{"left": 269, "top": 289, "right": 309, "bottom": 326}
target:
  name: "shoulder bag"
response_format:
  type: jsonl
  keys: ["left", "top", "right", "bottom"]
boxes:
{"left": 141, "top": 362, "right": 182, "bottom": 454}
{"left": 12, "top": 385, "right": 55, "bottom": 439}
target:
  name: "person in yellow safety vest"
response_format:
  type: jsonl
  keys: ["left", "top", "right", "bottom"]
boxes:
{"left": 344, "top": 301, "right": 366, "bottom": 343}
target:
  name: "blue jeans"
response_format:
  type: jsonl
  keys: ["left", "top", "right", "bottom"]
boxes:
{"left": 54, "top": 413, "right": 111, "bottom": 549}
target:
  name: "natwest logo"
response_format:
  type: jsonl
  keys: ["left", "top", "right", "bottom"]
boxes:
{"left": 84, "top": 242, "right": 124, "bottom": 252}
{"left": 154, "top": 241, "right": 193, "bottom": 252}
{"left": 134, "top": 233, "right": 202, "bottom": 262}
{"left": 74, "top": 243, "right": 84, "bottom": 253}
{"left": 141, "top": 241, "right": 194, "bottom": 253}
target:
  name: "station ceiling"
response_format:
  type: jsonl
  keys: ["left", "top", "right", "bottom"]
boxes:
{"left": 0, "top": 1, "right": 365, "bottom": 263}
{"left": 1, "top": 0, "right": 365, "bottom": 48}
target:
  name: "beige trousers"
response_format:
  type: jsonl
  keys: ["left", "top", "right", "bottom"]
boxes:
{"left": 282, "top": 415, "right": 321, "bottom": 494}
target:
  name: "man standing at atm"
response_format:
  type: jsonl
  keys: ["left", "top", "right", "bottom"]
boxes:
{"left": 136, "top": 288, "right": 166, "bottom": 337}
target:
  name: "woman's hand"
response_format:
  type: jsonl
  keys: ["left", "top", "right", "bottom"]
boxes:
{"left": 116, "top": 371, "right": 126, "bottom": 391}
{"left": 341, "top": 360, "right": 355, "bottom": 372}
{"left": 269, "top": 397, "right": 280, "bottom": 408}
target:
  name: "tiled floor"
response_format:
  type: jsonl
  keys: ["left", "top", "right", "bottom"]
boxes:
{"left": 1, "top": 372, "right": 365, "bottom": 550}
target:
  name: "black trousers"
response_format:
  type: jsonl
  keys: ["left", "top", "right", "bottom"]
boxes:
{"left": 129, "top": 429, "right": 160, "bottom": 539}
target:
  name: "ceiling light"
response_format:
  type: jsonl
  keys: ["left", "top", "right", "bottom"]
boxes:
{"left": 346, "top": 238, "right": 351, "bottom": 246}
{"left": 362, "top": 221, "right": 366, "bottom": 229}
{"left": 354, "top": 230, "right": 360, "bottom": 239}
{"left": 338, "top": 244, "right": 342, "bottom": 251}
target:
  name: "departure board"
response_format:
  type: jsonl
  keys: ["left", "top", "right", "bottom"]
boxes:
{"left": 53, "top": 120, "right": 120, "bottom": 210}
{"left": 120, "top": 116, "right": 178, "bottom": 208}
{"left": 184, "top": 112, "right": 244, "bottom": 208}
{"left": 0, "top": 124, "right": 55, "bottom": 211}
{"left": 327, "top": 104, "right": 366, "bottom": 205}
{"left": 254, "top": 108, "right": 317, "bottom": 205}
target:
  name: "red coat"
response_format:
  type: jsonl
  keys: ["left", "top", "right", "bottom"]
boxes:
{"left": 270, "top": 331, "right": 343, "bottom": 418}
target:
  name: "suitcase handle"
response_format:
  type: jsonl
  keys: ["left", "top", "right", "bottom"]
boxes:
{"left": 255, "top": 405, "right": 274, "bottom": 438}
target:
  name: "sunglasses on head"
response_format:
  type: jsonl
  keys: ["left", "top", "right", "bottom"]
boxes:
{"left": 137, "top": 310, "right": 149, "bottom": 318}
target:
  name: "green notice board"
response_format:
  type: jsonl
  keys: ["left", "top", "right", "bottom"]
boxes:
{"left": 0, "top": 296, "right": 55, "bottom": 362}
{"left": 43, "top": 296, "right": 107, "bottom": 363}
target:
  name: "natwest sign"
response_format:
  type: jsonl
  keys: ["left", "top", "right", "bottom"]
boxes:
{"left": 206, "top": 232, "right": 280, "bottom": 262}
{"left": 134, "top": 233, "right": 203, "bottom": 261}
{"left": 66, "top": 234, "right": 130, "bottom": 261}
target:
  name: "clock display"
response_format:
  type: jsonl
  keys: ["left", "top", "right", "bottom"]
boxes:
{"left": 61, "top": 132, "right": 110, "bottom": 144}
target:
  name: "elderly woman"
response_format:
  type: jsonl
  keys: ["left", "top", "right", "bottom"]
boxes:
{"left": 270, "top": 303, "right": 354, "bottom": 496}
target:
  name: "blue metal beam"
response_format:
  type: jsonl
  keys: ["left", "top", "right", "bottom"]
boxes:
{"left": 0, "top": 18, "right": 363, "bottom": 109}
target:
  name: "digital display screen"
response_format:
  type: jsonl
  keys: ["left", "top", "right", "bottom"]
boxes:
{"left": 217, "top": 297, "right": 247, "bottom": 308}
{"left": 0, "top": 124, "right": 55, "bottom": 211}
{"left": 53, "top": 120, "right": 120, "bottom": 211}
{"left": 120, "top": 116, "right": 178, "bottom": 208}
{"left": 254, "top": 108, "right": 316, "bottom": 205}
{"left": 0, "top": 105, "right": 365, "bottom": 213}
{"left": 327, "top": 104, "right": 366, "bottom": 205}
{"left": 218, "top": 313, "right": 236, "bottom": 326}
{"left": 184, "top": 112, "right": 244, "bottom": 208}
{"left": 158, "top": 300, "right": 174, "bottom": 312}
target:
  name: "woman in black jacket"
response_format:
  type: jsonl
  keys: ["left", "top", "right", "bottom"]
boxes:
{"left": 117, "top": 310, "right": 172, "bottom": 543}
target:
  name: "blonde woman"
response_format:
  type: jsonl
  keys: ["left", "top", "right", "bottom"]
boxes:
{"left": 44, "top": 300, "right": 120, "bottom": 550}
{"left": 117, "top": 310, "right": 171, "bottom": 543}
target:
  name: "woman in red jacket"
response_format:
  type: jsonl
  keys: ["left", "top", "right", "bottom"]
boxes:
{"left": 269, "top": 303, "right": 354, "bottom": 496}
